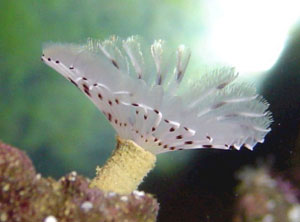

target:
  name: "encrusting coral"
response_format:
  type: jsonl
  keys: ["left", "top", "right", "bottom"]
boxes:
{"left": 0, "top": 142, "right": 159, "bottom": 222}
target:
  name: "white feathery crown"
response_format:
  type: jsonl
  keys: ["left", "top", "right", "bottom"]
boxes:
{"left": 42, "top": 36, "right": 272, "bottom": 154}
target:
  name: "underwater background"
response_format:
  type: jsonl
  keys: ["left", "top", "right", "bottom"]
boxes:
{"left": 0, "top": 1, "right": 300, "bottom": 221}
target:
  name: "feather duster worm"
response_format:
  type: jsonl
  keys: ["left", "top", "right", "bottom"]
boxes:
{"left": 42, "top": 36, "right": 272, "bottom": 194}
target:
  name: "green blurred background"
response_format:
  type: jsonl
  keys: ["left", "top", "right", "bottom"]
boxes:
{"left": 1, "top": 1, "right": 300, "bottom": 221}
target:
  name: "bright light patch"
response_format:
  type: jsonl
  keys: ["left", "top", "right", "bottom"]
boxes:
{"left": 205, "top": 0, "right": 300, "bottom": 73}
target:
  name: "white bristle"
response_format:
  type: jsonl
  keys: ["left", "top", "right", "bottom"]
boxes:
{"left": 42, "top": 36, "right": 272, "bottom": 155}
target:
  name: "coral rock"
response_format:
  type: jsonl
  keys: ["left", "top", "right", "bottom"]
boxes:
{"left": 0, "top": 142, "right": 159, "bottom": 222}
{"left": 233, "top": 167, "right": 300, "bottom": 222}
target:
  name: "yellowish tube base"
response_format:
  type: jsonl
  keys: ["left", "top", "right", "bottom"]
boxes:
{"left": 90, "top": 137, "right": 156, "bottom": 194}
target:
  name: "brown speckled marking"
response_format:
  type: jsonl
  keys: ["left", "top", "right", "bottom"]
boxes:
{"left": 176, "top": 135, "right": 183, "bottom": 139}
{"left": 68, "top": 78, "right": 78, "bottom": 87}
{"left": 212, "top": 102, "right": 226, "bottom": 109}
{"left": 176, "top": 71, "right": 183, "bottom": 80}
{"left": 163, "top": 144, "right": 168, "bottom": 149}
{"left": 170, "top": 147, "right": 175, "bottom": 150}
{"left": 203, "top": 145, "right": 212, "bottom": 148}
{"left": 184, "top": 141, "right": 193, "bottom": 145}
{"left": 144, "top": 115, "right": 147, "bottom": 120}
{"left": 108, "top": 113, "right": 112, "bottom": 122}
{"left": 55, "top": 60, "right": 59, "bottom": 64}
{"left": 154, "top": 109, "right": 159, "bottom": 114}
{"left": 152, "top": 127, "right": 156, "bottom": 132}
{"left": 108, "top": 100, "right": 112, "bottom": 106}
{"left": 98, "top": 93, "right": 103, "bottom": 100}
{"left": 82, "top": 84, "right": 91, "bottom": 97}
{"left": 169, "top": 127, "right": 175, "bottom": 132}
{"left": 229, "top": 145, "right": 237, "bottom": 150}
{"left": 217, "top": 82, "right": 228, "bottom": 89}
{"left": 115, "top": 99, "right": 119, "bottom": 104}
{"left": 112, "top": 60, "right": 119, "bottom": 69}
{"left": 154, "top": 138, "right": 158, "bottom": 142}
{"left": 48, "top": 58, "right": 51, "bottom": 61}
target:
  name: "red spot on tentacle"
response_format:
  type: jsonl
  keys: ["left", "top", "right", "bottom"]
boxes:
{"left": 229, "top": 145, "right": 238, "bottom": 150}
{"left": 217, "top": 82, "right": 229, "bottom": 89}
{"left": 112, "top": 60, "right": 119, "bottom": 69}
{"left": 108, "top": 113, "right": 112, "bottom": 122}
{"left": 206, "top": 136, "right": 212, "bottom": 141}
{"left": 82, "top": 84, "right": 91, "bottom": 97}
{"left": 68, "top": 78, "right": 78, "bottom": 87}
{"left": 184, "top": 141, "right": 193, "bottom": 145}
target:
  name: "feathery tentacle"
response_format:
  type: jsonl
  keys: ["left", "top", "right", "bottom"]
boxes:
{"left": 42, "top": 36, "right": 272, "bottom": 154}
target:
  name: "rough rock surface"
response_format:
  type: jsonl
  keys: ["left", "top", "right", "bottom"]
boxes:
{"left": 233, "top": 167, "right": 300, "bottom": 222}
{"left": 0, "top": 142, "right": 159, "bottom": 222}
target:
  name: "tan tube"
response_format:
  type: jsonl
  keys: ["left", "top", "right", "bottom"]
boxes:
{"left": 90, "top": 137, "right": 156, "bottom": 194}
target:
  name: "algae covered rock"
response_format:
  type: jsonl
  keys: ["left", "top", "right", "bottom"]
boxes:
{"left": 0, "top": 142, "right": 159, "bottom": 222}
{"left": 233, "top": 167, "right": 300, "bottom": 222}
